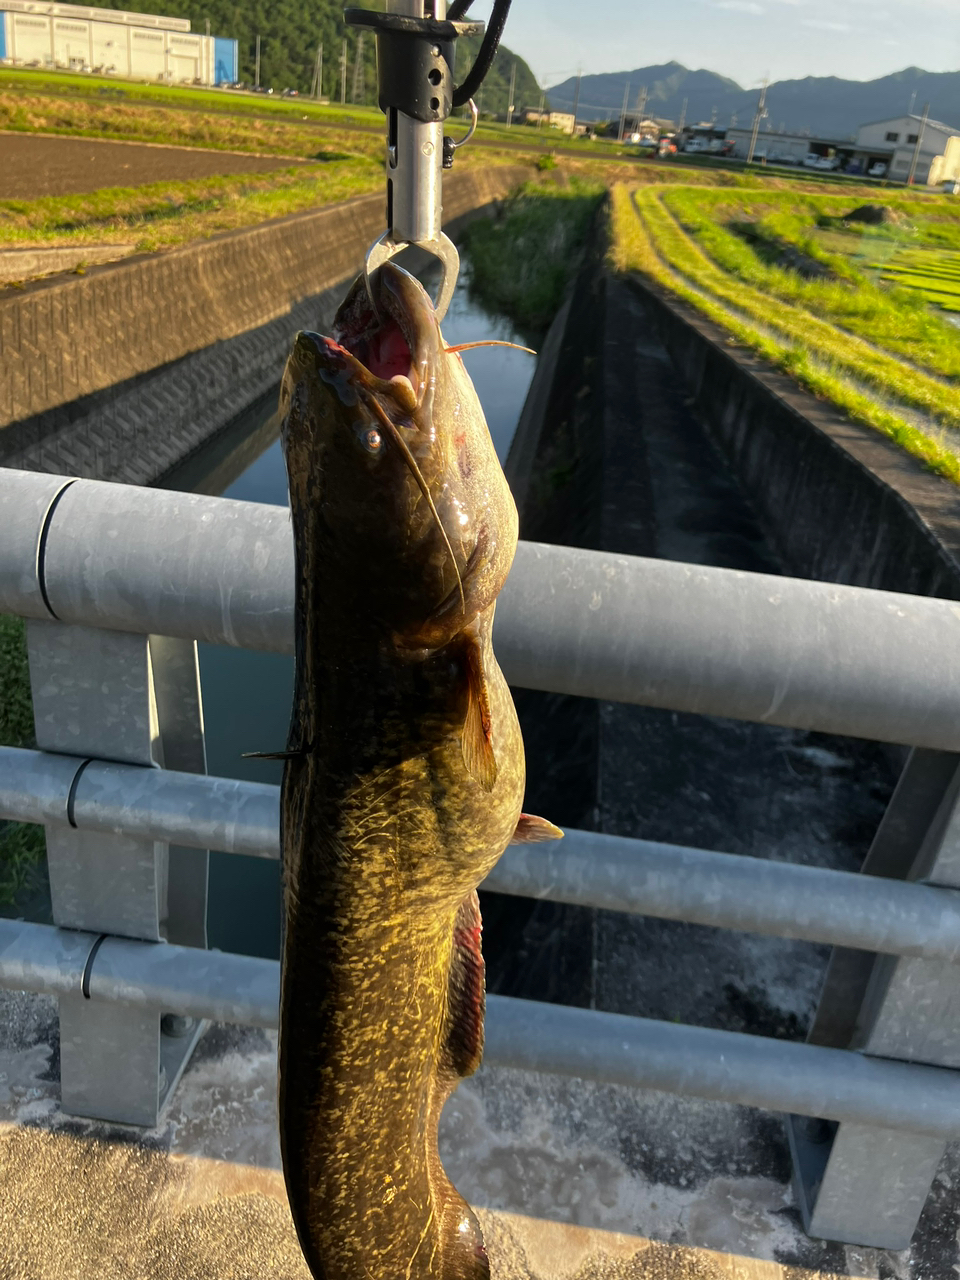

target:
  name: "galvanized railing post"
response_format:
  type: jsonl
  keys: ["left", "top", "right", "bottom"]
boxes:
{"left": 788, "top": 748, "right": 960, "bottom": 1248}
{"left": 25, "top": 618, "right": 209, "bottom": 1126}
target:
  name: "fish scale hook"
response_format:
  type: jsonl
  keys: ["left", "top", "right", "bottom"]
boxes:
{"left": 346, "top": 0, "right": 510, "bottom": 322}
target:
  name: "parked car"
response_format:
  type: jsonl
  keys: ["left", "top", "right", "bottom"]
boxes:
{"left": 684, "top": 138, "right": 708, "bottom": 153}
{"left": 815, "top": 155, "right": 841, "bottom": 170}
{"left": 868, "top": 162, "right": 888, "bottom": 178}
{"left": 281, "top": 87, "right": 299, "bottom": 98}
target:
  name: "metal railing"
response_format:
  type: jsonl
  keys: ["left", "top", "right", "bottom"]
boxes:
{"left": 2, "top": 466, "right": 960, "bottom": 1251}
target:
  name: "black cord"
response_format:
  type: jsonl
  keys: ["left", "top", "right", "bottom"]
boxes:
{"left": 446, "top": 0, "right": 472, "bottom": 19}
{"left": 451, "top": 0, "right": 511, "bottom": 107}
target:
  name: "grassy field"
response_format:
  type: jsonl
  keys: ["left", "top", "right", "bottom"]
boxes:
{"left": 0, "top": 163, "right": 387, "bottom": 254}
{"left": 0, "top": 615, "right": 44, "bottom": 908}
{"left": 610, "top": 180, "right": 960, "bottom": 484}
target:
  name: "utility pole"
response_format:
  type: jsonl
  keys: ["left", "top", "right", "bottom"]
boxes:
{"left": 506, "top": 59, "right": 516, "bottom": 126}
{"left": 678, "top": 95, "right": 687, "bottom": 133}
{"left": 906, "top": 101, "right": 930, "bottom": 185}
{"left": 636, "top": 83, "right": 647, "bottom": 135}
{"left": 617, "top": 79, "right": 630, "bottom": 142}
{"left": 340, "top": 38, "right": 347, "bottom": 105}
{"left": 537, "top": 87, "right": 544, "bottom": 129}
{"left": 908, "top": 89, "right": 917, "bottom": 115}
{"left": 571, "top": 67, "right": 582, "bottom": 133}
{"left": 313, "top": 42, "right": 323, "bottom": 98}
{"left": 254, "top": 34, "right": 260, "bottom": 89}
{"left": 204, "top": 17, "right": 210, "bottom": 86}
{"left": 351, "top": 31, "right": 365, "bottom": 104}
{"left": 746, "top": 79, "right": 768, "bottom": 164}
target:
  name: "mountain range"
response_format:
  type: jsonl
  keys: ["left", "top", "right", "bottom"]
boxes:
{"left": 545, "top": 62, "right": 960, "bottom": 139}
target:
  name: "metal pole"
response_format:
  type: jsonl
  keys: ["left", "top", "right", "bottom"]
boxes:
{"left": 571, "top": 67, "right": 581, "bottom": 133}
{"left": 3, "top": 918, "right": 960, "bottom": 1141}
{"left": 8, "top": 746, "right": 960, "bottom": 967}
{"left": 906, "top": 102, "right": 929, "bottom": 186}
{"left": 747, "top": 78, "right": 767, "bottom": 163}
{"left": 254, "top": 33, "right": 260, "bottom": 88}
{"left": 340, "top": 38, "right": 347, "bottom": 105}
{"left": 8, "top": 474, "right": 960, "bottom": 749}
{"left": 617, "top": 79, "right": 629, "bottom": 142}
{"left": 506, "top": 59, "right": 516, "bottom": 126}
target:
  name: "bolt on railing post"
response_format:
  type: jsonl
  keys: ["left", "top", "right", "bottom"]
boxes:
{"left": 788, "top": 747, "right": 960, "bottom": 1249}
{"left": 26, "top": 619, "right": 209, "bottom": 1126}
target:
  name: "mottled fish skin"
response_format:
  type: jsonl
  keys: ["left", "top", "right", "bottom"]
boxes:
{"left": 277, "top": 264, "right": 525, "bottom": 1280}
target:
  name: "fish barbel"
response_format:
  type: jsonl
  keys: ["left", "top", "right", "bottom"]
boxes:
{"left": 277, "top": 263, "right": 559, "bottom": 1280}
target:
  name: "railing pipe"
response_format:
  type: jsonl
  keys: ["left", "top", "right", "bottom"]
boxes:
{"left": 1, "top": 918, "right": 959, "bottom": 1140}
{"left": 4, "top": 469, "right": 960, "bottom": 748}
{"left": 5, "top": 746, "right": 960, "bottom": 964}
{"left": 485, "top": 828, "right": 960, "bottom": 963}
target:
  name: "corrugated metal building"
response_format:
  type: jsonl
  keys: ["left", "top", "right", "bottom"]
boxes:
{"left": 852, "top": 114, "right": 960, "bottom": 184}
{"left": 0, "top": 1, "right": 237, "bottom": 84}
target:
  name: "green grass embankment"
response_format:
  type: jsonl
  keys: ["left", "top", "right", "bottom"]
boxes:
{"left": 460, "top": 179, "right": 606, "bottom": 339}
{"left": 0, "top": 163, "right": 386, "bottom": 254}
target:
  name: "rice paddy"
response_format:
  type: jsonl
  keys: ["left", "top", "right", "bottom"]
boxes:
{"left": 609, "top": 180, "right": 960, "bottom": 484}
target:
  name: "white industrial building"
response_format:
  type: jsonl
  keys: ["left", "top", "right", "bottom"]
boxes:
{"left": 851, "top": 114, "right": 960, "bottom": 184}
{"left": 0, "top": 0, "right": 237, "bottom": 84}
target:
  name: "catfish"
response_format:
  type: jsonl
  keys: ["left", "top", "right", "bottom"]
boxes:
{"left": 277, "top": 263, "right": 560, "bottom": 1280}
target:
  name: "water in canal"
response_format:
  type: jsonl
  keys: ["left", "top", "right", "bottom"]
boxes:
{"left": 161, "top": 261, "right": 535, "bottom": 959}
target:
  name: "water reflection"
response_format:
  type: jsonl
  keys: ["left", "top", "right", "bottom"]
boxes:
{"left": 160, "top": 259, "right": 536, "bottom": 959}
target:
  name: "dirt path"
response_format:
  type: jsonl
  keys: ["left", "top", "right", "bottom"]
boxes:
{"left": 0, "top": 132, "right": 305, "bottom": 198}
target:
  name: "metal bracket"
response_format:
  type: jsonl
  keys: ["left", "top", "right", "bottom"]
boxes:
{"left": 788, "top": 747, "right": 960, "bottom": 1248}
{"left": 26, "top": 619, "right": 210, "bottom": 1126}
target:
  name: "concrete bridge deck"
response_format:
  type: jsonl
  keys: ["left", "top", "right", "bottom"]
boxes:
{"left": 0, "top": 986, "right": 871, "bottom": 1280}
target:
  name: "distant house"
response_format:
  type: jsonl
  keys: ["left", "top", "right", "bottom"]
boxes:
{"left": 547, "top": 111, "right": 576, "bottom": 134}
{"left": 852, "top": 114, "right": 960, "bottom": 184}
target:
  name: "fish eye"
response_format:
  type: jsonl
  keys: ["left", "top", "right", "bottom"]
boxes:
{"left": 360, "top": 427, "right": 382, "bottom": 454}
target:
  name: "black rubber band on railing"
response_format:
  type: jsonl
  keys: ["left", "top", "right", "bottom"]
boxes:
{"left": 36, "top": 478, "right": 77, "bottom": 622}
{"left": 66, "top": 758, "right": 94, "bottom": 829}
{"left": 81, "top": 934, "right": 108, "bottom": 999}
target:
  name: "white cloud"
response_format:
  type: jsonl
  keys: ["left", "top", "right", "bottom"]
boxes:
{"left": 801, "top": 18, "right": 853, "bottom": 29}
{"left": 715, "top": 1, "right": 765, "bottom": 10}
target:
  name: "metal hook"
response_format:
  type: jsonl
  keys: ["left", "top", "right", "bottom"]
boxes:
{"left": 447, "top": 98, "right": 478, "bottom": 155}
{"left": 362, "top": 230, "right": 461, "bottom": 323}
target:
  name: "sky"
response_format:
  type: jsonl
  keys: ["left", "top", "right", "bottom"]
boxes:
{"left": 469, "top": 0, "right": 960, "bottom": 90}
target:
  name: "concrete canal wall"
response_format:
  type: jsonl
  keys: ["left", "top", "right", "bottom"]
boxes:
{"left": 0, "top": 164, "right": 530, "bottom": 486}
{"left": 628, "top": 275, "right": 960, "bottom": 601}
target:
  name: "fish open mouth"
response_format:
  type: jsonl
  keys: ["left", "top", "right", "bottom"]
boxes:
{"left": 319, "top": 264, "right": 439, "bottom": 415}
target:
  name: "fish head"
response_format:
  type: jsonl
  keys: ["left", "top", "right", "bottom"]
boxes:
{"left": 280, "top": 263, "right": 518, "bottom": 650}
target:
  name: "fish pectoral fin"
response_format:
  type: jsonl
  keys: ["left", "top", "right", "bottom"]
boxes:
{"left": 510, "top": 813, "right": 564, "bottom": 844}
{"left": 461, "top": 632, "right": 497, "bottom": 793}
{"left": 443, "top": 891, "right": 486, "bottom": 1080}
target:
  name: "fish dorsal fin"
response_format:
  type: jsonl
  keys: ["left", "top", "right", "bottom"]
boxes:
{"left": 461, "top": 631, "right": 497, "bottom": 793}
{"left": 443, "top": 891, "right": 486, "bottom": 1080}
{"left": 510, "top": 813, "right": 564, "bottom": 844}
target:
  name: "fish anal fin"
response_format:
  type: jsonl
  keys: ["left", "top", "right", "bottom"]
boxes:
{"left": 461, "top": 632, "right": 497, "bottom": 793}
{"left": 510, "top": 813, "right": 564, "bottom": 844}
{"left": 444, "top": 890, "right": 486, "bottom": 1080}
